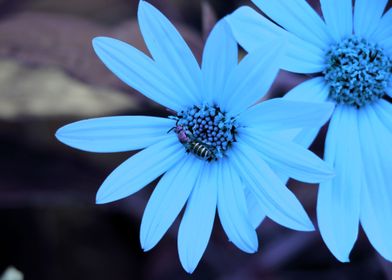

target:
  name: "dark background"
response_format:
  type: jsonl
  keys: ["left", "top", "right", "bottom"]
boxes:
{"left": 1, "top": 0, "right": 392, "bottom": 279}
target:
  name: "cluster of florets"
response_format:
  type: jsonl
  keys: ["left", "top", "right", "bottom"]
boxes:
{"left": 323, "top": 36, "right": 392, "bottom": 108}
{"left": 170, "top": 104, "right": 237, "bottom": 161}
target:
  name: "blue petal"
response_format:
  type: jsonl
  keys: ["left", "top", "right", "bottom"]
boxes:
{"left": 217, "top": 161, "right": 258, "bottom": 253}
{"left": 252, "top": 0, "right": 332, "bottom": 49}
{"left": 317, "top": 106, "right": 361, "bottom": 262}
{"left": 56, "top": 116, "right": 174, "bottom": 153}
{"left": 240, "top": 128, "right": 334, "bottom": 183}
{"left": 354, "top": 0, "right": 388, "bottom": 39}
{"left": 138, "top": 1, "right": 202, "bottom": 105}
{"left": 92, "top": 37, "right": 183, "bottom": 111}
{"left": 226, "top": 6, "right": 326, "bottom": 74}
{"left": 178, "top": 162, "right": 218, "bottom": 273}
{"left": 370, "top": 9, "right": 392, "bottom": 47}
{"left": 96, "top": 136, "right": 184, "bottom": 204}
{"left": 140, "top": 156, "right": 202, "bottom": 251}
{"left": 202, "top": 19, "right": 237, "bottom": 104}
{"left": 222, "top": 40, "right": 285, "bottom": 116}
{"left": 238, "top": 98, "right": 334, "bottom": 131}
{"left": 231, "top": 143, "right": 314, "bottom": 231}
{"left": 284, "top": 77, "right": 331, "bottom": 148}
{"left": 359, "top": 105, "right": 392, "bottom": 261}
{"left": 245, "top": 188, "right": 266, "bottom": 228}
{"left": 373, "top": 99, "right": 392, "bottom": 132}
{"left": 320, "top": 0, "right": 353, "bottom": 41}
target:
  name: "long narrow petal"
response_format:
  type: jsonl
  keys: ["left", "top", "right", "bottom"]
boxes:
{"left": 284, "top": 77, "right": 331, "bottom": 147}
{"left": 359, "top": 106, "right": 392, "bottom": 261}
{"left": 231, "top": 143, "right": 314, "bottom": 231}
{"left": 370, "top": 9, "right": 392, "bottom": 46}
{"left": 226, "top": 6, "right": 325, "bottom": 74}
{"left": 96, "top": 136, "right": 184, "bottom": 204}
{"left": 92, "top": 37, "right": 182, "bottom": 111}
{"left": 202, "top": 19, "right": 237, "bottom": 104}
{"left": 252, "top": 0, "right": 332, "bottom": 49}
{"left": 372, "top": 99, "right": 392, "bottom": 132}
{"left": 320, "top": 0, "right": 353, "bottom": 41}
{"left": 138, "top": 1, "right": 201, "bottom": 105}
{"left": 354, "top": 0, "right": 388, "bottom": 39}
{"left": 218, "top": 161, "right": 258, "bottom": 253}
{"left": 140, "top": 155, "right": 202, "bottom": 251}
{"left": 178, "top": 162, "right": 218, "bottom": 273}
{"left": 222, "top": 39, "right": 285, "bottom": 116}
{"left": 238, "top": 98, "right": 334, "bottom": 131}
{"left": 245, "top": 188, "right": 266, "bottom": 228}
{"left": 56, "top": 116, "right": 174, "bottom": 153}
{"left": 317, "top": 105, "right": 361, "bottom": 262}
{"left": 241, "top": 129, "right": 334, "bottom": 183}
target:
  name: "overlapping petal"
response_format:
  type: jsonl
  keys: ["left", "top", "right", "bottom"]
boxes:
{"left": 252, "top": 0, "right": 332, "bottom": 49}
{"left": 222, "top": 39, "right": 285, "bottom": 116}
{"left": 238, "top": 98, "right": 334, "bottom": 132}
{"left": 218, "top": 161, "right": 258, "bottom": 253}
{"left": 371, "top": 9, "right": 392, "bottom": 47}
{"left": 354, "top": 0, "right": 388, "bottom": 39}
{"left": 55, "top": 116, "right": 174, "bottom": 153}
{"left": 202, "top": 19, "right": 237, "bottom": 104}
{"left": 320, "top": 0, "right": 353, "bottom": 41}
{"left": 240, "top": 128, "right": 334, "bottom": 183}
{"left": 138, "top": 0, "right": 202, "bottom": 105}
{"left": 226, "top": 6, "right": 326, "bottom": 74}
{"left": 231, "top": 143, "right": 314, "bottom": 231}
{"left": 93, "top": 37, "right": 183, "bottom": 111}
{"left": 317, "top": 106, "right": 361, "bottom": 262}
{"left": 359, "top": 106, "right": 392, "bottom": 261}
{"left": 178, "top": 162, "right": 218, "bottom": 273}
{"left": 96, "top": 136, "right": 184, "bottom": 204}
{"left": 140, "top": 155, "right": 202, "bottom": 251}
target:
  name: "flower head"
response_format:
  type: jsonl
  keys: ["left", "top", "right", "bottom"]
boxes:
{"left": 56, "top": 0, "right": 334, "bottom": 273}
{"left": 227, "top": 0, "right": 392, "bottom": 262}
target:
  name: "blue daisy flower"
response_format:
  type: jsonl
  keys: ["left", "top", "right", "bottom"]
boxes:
{"left": 56, "top": 1, "right": 334, "bottom": 273}
{"left": 227, "top": 0, "right": 392, "bottom": 262}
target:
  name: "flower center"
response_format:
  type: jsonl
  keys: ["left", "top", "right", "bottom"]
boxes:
{"left": 170, "top": 104, "right": 237, "bottom": 161}
{"left": 323, "top": 36, "right": 392, "bottom": 108}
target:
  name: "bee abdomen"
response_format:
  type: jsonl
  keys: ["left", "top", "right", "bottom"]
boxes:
{"left": 189, "top": 142, "right": 213, "bottom": 160}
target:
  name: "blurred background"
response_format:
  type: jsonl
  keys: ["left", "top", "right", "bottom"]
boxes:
{"left": 1, "top": 0, "right": 392, "bottom": 279}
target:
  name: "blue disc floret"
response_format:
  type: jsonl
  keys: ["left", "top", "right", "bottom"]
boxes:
{"left": 170, "top": 104, "right": 237, "bottom": 161}
{"left": 323, "top": 36, "right": 392, "bottom": 108}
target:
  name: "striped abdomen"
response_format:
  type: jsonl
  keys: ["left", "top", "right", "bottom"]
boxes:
{"left": 189, "top": 141, "right": 213, "bottom": 160}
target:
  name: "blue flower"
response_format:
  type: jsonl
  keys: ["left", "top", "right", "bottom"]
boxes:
{"left": 56, "top": 1, "right": 334, "bottom": 273}
{"left": 227, "top": 0, "right": 392, "bottom": 262}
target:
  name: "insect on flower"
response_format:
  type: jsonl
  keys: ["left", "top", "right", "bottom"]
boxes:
{"left": 56, "top": 0, "right": 335, "bottom": 273}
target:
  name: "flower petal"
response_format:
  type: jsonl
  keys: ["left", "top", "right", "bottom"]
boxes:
{"left": 226, "top": 6, "right": 325, "bottom": 74}
{"left": 354, "top": 0, "right": 388, "bottom": 39}
{"left": 359, "top": 105, "right": 392, "bottom": 261}
{"left": 138, "top": 1, "right": 202, "bottom": 105}
{"left": 218, "top": 161, "right": 258, "bottom": 253}
{"left": 372, "top": 99, "right": 392, "bottom": 132}
{"left": 283, "top": 77, "right": 331, "bottom": 147}
{"left": 96, "top": 136, "right": 184, "bottom": 204}
{"left": 222, "top": 39, "right": 285, "bottom": 116}
{"left": 202, "top": 19, "right": 237, "bottom": 104}
{"left": 238, "top": 98, "right": 334, "bottom": 131}
{"left": 370, "top": 9, "right": 392, "bottom": 47}
{"left": 240, "top": 129, "right": 334, "bottom": 183}
{"left": 245, "top": 188, "right": 266, "bottom": 228}
{"left": 252, "top": 0, "right": 332, "bottom": 49}
{"left": 178, "top": 162, "right": 218, "bottom": 273}
{"left": 231, "top": 143, "right": 314, "bottom": 231}
{"left": 140, "top": 155, "right": 202, "bottom": 251}
{"left": 317, "top": 105, "right": 361, "bottom": 262}
{"left": 56, "top": 116, "right": 174, "bottom": 153}
{"left": 320, "top": 0, "right": 353, "bottom": 41}
{"left": 92, "top": 37, "right": 182, "bottom": 111}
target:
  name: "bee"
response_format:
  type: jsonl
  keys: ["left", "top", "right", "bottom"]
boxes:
{"left": 188, "top": 141, "right": 214, "bottom": 161}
